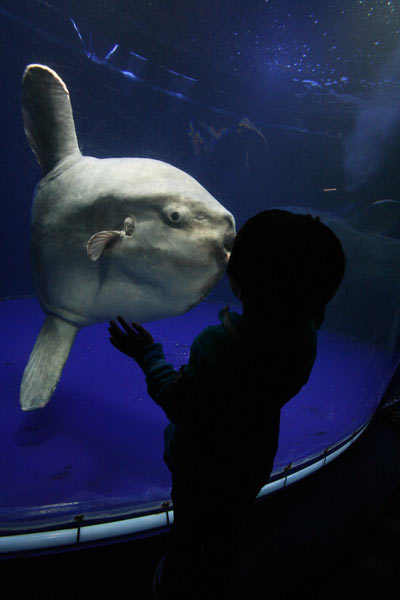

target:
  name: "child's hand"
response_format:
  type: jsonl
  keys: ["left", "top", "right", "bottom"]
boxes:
{"left": 108, "top": 316, "right": 154, "bottom": 359}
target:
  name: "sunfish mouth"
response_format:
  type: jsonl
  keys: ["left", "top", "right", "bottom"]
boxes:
{"left": 223, "top": 234, "right": 235, "bottom": 264}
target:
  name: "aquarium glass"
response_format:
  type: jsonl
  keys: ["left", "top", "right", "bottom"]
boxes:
{"left": 1, "top": 0, "right": 399, "bottom": 536}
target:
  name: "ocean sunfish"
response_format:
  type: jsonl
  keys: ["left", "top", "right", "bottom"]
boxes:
{"left": 20, "top": 64, "right": 235, "bottom": 411}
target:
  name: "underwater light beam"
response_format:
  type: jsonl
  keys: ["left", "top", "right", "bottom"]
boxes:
{"left": 105, "top": 43, "right": 119, "bottom": 61}
{"left": 121, "top": 70, "right": 139, "bottom": 81}
{"left": 129, "top": 50, "right": 147, "bottom": 61}
{"left": 167, "top": 68, "right": 198, "bottom": 83}
{"left": 70, "top": 17, "right": 91, "bottom": 58}
{"left": 70, "top": 18, "right": 140, "bottom": 79}
{"left": 67, "top": 16, "right": 340, "bottom": 140}
{"left": 344, "top": 45, "right": 400, "bottom": 191}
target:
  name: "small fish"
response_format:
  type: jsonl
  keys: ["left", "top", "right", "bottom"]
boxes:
{"left": 204, "top": 124, "right": 229, "bottom": 140}
{"left": 187, "top": 121, "right": 205, "bottom": 155}
{"left": 238, "top": 117, "right": 269, "bottom": 147}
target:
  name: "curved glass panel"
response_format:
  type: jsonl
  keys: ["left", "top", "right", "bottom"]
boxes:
{"left": 1, "top": 0, "right": 399, "bottom": 539}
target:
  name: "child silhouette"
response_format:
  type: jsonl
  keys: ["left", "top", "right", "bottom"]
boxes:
{"left": 109, "top": 209, "right": 345, "bottom": 599}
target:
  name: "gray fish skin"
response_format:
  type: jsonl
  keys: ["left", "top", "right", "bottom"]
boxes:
{"left": 20, "top": 64, "right": 235, "bottom": 411}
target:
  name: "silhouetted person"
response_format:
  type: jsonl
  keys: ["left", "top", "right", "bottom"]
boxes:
{"left": 108, "top": 209, "right": 345, "bottom": 599}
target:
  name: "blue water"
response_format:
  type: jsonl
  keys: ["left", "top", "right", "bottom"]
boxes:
{"left": 0, "top": 297, "right": 397, "bottom": 532}
{"left": 0, "top": 1, "right": 399, "bottom": 534}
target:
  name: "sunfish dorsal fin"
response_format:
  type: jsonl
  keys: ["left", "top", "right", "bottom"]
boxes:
{"left": 21, "top": 64, "right": 81, "bottom": 175}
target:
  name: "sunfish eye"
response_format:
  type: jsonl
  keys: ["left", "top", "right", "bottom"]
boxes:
{"left": 167, "top": 208, "right": 186, "bottom": 225}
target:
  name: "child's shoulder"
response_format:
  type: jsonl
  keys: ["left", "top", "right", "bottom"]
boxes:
{"left": 193, "top": 323, "right": 225, "bottom": 347}
{"left": 192, "top": 308, "right": 242, "bottom": 349}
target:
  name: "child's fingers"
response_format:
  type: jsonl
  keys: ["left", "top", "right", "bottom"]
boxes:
{"left": 116, "top": 316, "right": 144, "bottom": 338}
{"left": 109, "top": 320, "right": 126, "bottom": 334}
{"left": 108, "top": 322, "right": 125, "bottom": 339}
{"left": 130, "top": 321, "right": 147, "bottom": 334}
{"left": 117, "top": 315, "right": 132, "bottom": 334}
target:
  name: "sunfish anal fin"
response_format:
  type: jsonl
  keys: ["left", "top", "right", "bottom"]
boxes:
{"left": 87, "top": 230, "right": 122, "bottom": 261}
{"left": 20, "top": 314, "right": 80, "bottom": 411}
{"left": 21, "top": 64, "right": 81, "bottom": 175}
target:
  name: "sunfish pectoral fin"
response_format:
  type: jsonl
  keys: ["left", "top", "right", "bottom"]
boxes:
{"left": 87, "top": 230, "right": 122, "bottom": 261}
{"left": 20, "top": 314, "right": 80, "bottom": 411}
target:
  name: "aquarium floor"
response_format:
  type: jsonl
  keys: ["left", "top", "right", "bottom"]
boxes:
{"left": 1, "top": 411, "right": 400, "bottom": 599}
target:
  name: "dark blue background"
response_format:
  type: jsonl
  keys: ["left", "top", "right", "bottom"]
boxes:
{"left": 2, "top": 0, "right": 400, "bottom": 300}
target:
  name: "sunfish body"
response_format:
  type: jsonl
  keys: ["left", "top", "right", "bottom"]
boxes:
{"left": 21, "top": 64, "right": 235, "bottom": 411}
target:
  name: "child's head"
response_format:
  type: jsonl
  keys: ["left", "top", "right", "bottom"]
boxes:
{"left": 227, "top": 209, "right": 345, "bottom": 323}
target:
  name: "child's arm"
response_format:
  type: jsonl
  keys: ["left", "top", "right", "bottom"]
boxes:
{"left": 108, "top": 316, "right": 181, "bottom": 404}
{"left": 108, "top": 316, "right": 209, "bottom": 424}
{"left": 141, "top": 335, "right": 215, "bottom": 425}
